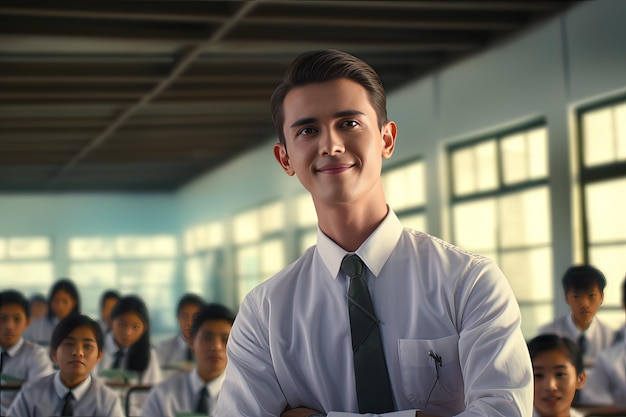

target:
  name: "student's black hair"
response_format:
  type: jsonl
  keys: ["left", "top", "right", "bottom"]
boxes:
{"left": 176, "top": 293, "right": 205, "bottom": 316}
{"left": 561, "top": 265, "right": 607, "bottom": 294}
{"left": 527, "top": 333, "right": 584, "bottom": 374}
{"left": 191, "top": 303, "right": 236, "bottom": 339}
{"left": 47, "top": 278, "right": 81, "bottom": 320}
{"left": 0, "top": 289, "right": 30, "bottom": 319}
{"left": 50, "top": 314, "right": 104, "bottom": 353}
{"left": 270, "top": 49, "right": 388, "bottom": 146}
{"left": 100, "top": 290, "right": 121, "bottom": 309}
{"left": 30, "top": 293, "right": 46, "bottom": 304}
{"left": 110, "top": 295, "right": 151, "bottom": 373}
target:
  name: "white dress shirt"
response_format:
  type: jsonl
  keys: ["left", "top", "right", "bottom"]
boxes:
{"left": 96, "top": 332, "right": 162, "bottom": 384}
{"left": 215, "top": 209, "right": 533, "bottom": 417}
{"left": 7, "top": 371, "right": 124, "bottom": 417}
{"left": 0, "top": 337, "right": 54, "bottom": 414}
{"left": 156, "top": 333, "right": 193, "bottom": 367}
{"left": 22, "top": 316, "right": 58, "bottom": 346}
{"left": 533, "top": 407, "right": 584, "bottom": 417}
{"left": 537, "top": 314, "right": 614, "bottom": 365}
{"left": 580, "top": 339, "right": 626, "bottom": 407}
{"left": 142, "top": 368, "right": 225, "bottom": 416}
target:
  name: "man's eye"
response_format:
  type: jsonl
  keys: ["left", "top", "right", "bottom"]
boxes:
{"left": 297, "top": 127, "right": 316, "bottom": 136}
{"left": 342, "top": 120, "right": 358, "bottom": 128}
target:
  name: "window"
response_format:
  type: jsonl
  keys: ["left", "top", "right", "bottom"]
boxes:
{"left": 0, "top": 236, "right": 54, "bottom": 300}
{"left": 382, "top": 159, "right": 427, "bottom": 232}
{"left": 449, "top": 123, "right": 552, "bottom": 338}
{"left": 233, "top": 202, "right": 286, "bottom": 302}
{"left": 577, "top": 98, "right": 626, "bottom": 327}
{"left": 184, "top": 221, "right": 226, "bottom": 299}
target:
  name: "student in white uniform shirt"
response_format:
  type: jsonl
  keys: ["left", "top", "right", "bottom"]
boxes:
{"left": 537, "top": 265, "right": 613, "bottom": 367}
{"left": 143, "top": 303, "right": 235, "bottom": 417}
{"left": 0, "top": 290, "right": 54, "bottom": 415}
{"left": 98, "top": 289, "right": 121, "bottom": 336}
{"left": 581, "top": 276, "right": 626, "bottom": 407}
{"left": 23, "top": 279, "right": 81, "bottom": 347}
{"left": 528, "top": 334, "right": 587, "bottom": 417}
{"left": 96, "top": 295, "right": 162, "bottom": 416}
{"left": 215, "top": 49, "right": 533, "bottom": 417}
{"left": 156, "top": 293, "right": 204, "bottom": 372}
{"left": 8, "top": 314, "right": 124, "bottom": 417}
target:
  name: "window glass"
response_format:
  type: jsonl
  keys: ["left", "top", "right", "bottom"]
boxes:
{"left": 585, "top": 177, "right": 626, "bottom": 242}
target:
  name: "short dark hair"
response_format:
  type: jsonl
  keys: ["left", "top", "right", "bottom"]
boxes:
{"left": 110, "top": 295, "right": 151, "bottom": 373}
{"left": 99, "top": 290, "right": 121, "bottom": 309}
{"left": 176, "top": 293, "right": 205, "bottom": 316}
{"left": 47, "top": 278, "right": 81, "bottom": 320}
{"left": 0, "top": 290, "right": 30, "bottom": 319}
{"left": 270, "top": 49, "right": 388, "bottom": 146}
{"left": 561, "top": 265, "right": 607, "bottom": 294}
{"left": 50, "top": 314, "right": 103, "bottom": 353}
{"left": 527, "top": 333, "right": 584, "bottom": 374}
{"left": 191, "top": 303, "right": 236, "bottom": 339}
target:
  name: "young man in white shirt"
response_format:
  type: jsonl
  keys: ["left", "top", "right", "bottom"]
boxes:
{"left": 214, "top": 49, "right": 533, "bottom": 417}
{"left": 143, "top": 303, "right": 234, "bottom": 417}
{"left": 0, "top": 290, "right": 54, "bottom": 414}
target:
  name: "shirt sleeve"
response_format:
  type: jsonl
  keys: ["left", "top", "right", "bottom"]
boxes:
{"left": 6, "top": 390, "right": 30, "bottom": 417}
{"left": 141, "top": 387, "right": 164, "bottom": 417}
{"left": 454, "top": 260, "right": 534, "bottom": 416}
{"left": 25, "top": 346, "right": 54, "bottom": 386}
{"left": 214, "top": 294, "right": 288, "bottom": 417}
{"left": 579, "top": 355, "right": 614, "bottom": 405}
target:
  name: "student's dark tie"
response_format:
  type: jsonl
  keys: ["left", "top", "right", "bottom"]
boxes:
{"left": 195, "top": 386, "right": 209, "bottom": 414}
{"left": 578, "top": 334, "right": 587, "bottom": 357}
{"left": 61, "top": 390, "right": 73, "bottom": 416}
{"left": 342, "top": 254, "right": 395, "bottom": 413}
{"left": 186, "top": 346, "right": 194, "bottom": 361}
{"left": 112, "top": 349, "right": 124, "bottom": 369}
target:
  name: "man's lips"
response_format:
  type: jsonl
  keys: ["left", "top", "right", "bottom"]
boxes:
{"left": 316, "top": 163, "right": 353, "bottom": 174}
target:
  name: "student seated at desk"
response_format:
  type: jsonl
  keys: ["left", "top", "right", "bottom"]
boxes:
{"left": 143, "top": 303, "right": 235, "bottom": 417}
{"left": 8, "top": 314, "right": 124, "bottom": 417}
{"left": 580, "top": 276, "right": 626, "bottom": 408}
{"left": 23, "top": 278, "right": 81, "bottom": 346}
{"left": 96, "top": 295, "right": 161, "bottom": 416}
{"left": 0, "top": 290, "right": 54, "bottom": 415}
{"left": 98, "top": 290, "right": 121, "bottom": 336}
{"left": 528, "top": 334, "right": 586, "bottom": 417}
{"left": 156, "top": 293, "right": 204, "bottom": 372}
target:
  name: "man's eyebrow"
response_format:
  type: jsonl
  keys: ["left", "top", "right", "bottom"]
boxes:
{"left": 289, "top": 110, "right": 366, "bottom": 129}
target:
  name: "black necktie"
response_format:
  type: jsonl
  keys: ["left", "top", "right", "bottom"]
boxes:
{"left": 112, "top": 350, "right": 124, "bottom": 369}
{"left": 0, "top": 351, "right": 8, "bottom": 374}
{"left": 186, "top": 346, "right": 194, "bottom": 362}
{"left": 195, "top": 386, "right": 209, "bottom": 414}
{"left": 578, "top": 334, "right": 587, "bottom": 357}
{"left": 61, "top": 390, "right": 73, "bottom": 416}
{"left": 342, "top": 254, "right": 395, "bottom": 413}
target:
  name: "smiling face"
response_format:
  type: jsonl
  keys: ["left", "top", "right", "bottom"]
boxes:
{"left": 274, "top": 78, "right": 396, "bottom": 211}
{"left": 532, "top": 349, "right": 586, "bottom": 417}
{"left": 0, "top": 304, "right": 30, "bottom": 350}
{"left": 192, "top": 319, "right": 232, "bottom": 382}
{"left": 565, "top": 284, "right": 603, "bottom": 330}
{"left": 111, "top": 312, "right": 145, "bottom": 348}
{"left": 52, "top": 325, "right": 103, "bottom": 388}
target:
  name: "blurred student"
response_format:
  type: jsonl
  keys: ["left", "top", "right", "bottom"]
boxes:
{"left": 143, "top": 303, "right": 235, "bottom": 417}
{"left": 96, "top": 295, "right": 161, "bottom": 416}
{"left": 99, "top": 290, "right": 121, "bottom": 335}
{"left": 28, "top": 294, "right": 47, "bottom": 320}
{"left": 8, "top": 314, "right": 124, "bottom": 417}
{"left": 156, "top": 293, "right": 204, "bottom": 369}
{"left": 24, "top": 278, "right": 81, "bottom": 346}
{"left": 528, "top": 334, "right": 586, "bottom": 417}
{"left": 0, "top": 290, "right": 54, "bottom": 415}
{"left": 537, "top": 265, "right": 613, "bottom": 366}
{"left": 580, "top": 275, "right": 626, "bottom": 407}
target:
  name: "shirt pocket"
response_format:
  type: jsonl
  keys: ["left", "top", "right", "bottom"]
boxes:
{"left": 397, "top": 334, "right": 464, "bottom": 405}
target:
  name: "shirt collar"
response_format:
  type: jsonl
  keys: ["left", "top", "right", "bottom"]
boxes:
{"left": 104, "top": 331, "right": 126, "bottom": 355}
{"left": 53, "top": 371, "right": 92, "bottom": 402}
{"left": 566, "top": 313, "right": 597, "bottom": 335}
{"left": 190, "top": 368, "right": 226, "bottom": 399}
{"left": 316, "top": 207, "right": 403, "bottom": 279}
{"left": 4, "top": 337, "right": 25, "bottom": 356}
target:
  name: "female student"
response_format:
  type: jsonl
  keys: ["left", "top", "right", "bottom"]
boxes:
{"left": 528, "top": 334, "right": 587, "bottom": 417}
{"left": 96, "top": 295, "right": 161, "bottom": 416}
{"left": 8, "top": 314, "right": 124, "bottom": 416}
{"left": 23, "top": 278, "right": 81, "bottom": 346}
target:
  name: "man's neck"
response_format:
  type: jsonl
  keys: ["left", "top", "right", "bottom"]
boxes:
{"left": 571, "top": 313, "right": 592, "bottom": 331}
{"left": 60, "top": 372, "right": 89, "bottom": 389}
{"left": 197, "top": 368, "right": 221, "bottom": 384}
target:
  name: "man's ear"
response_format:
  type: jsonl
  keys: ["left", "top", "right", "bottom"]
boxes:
{"left": 274, "top": 142, "right": 295, "bottom": 176}
{"left": 50, "top": 348, "right": 58, "bottom": 365}
{"left": 381, "top": 121, "right": 397, "bottom": 159}
{"left": 95, "top": 349, "right": 104, "bottom": 363}
{"left": 576, "top": 371, "right": 587, "bottom": 390}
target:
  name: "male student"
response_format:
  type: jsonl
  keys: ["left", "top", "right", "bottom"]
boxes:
{"left": 143, "top": 303, "right": 234, "bottom": 417}
{"left": 157, "top": 293, "right": 205, "bottom": 370}
{"left": 537, "top": 265, "right": 613, "bottom": 366}
{"left": 214, "top": 49, "right": 533, "bottom": 417}
{"left": 0, "top": 290, "right": 54, "bottom": 415}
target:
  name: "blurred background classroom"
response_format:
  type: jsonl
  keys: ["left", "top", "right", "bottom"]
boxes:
{"left": 0, "top": 0, "right": 624, "bottom": 343}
